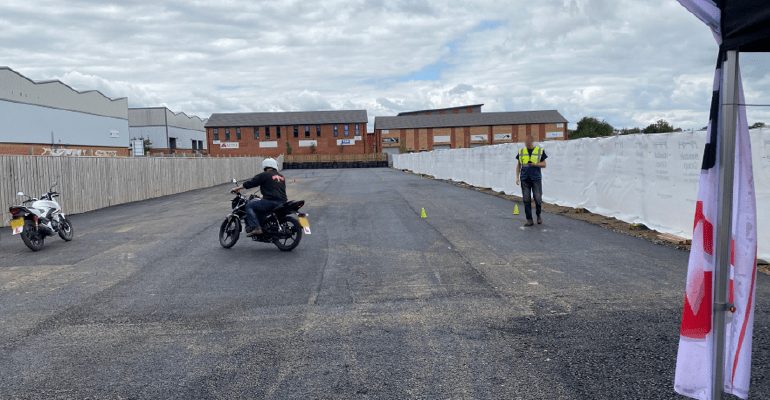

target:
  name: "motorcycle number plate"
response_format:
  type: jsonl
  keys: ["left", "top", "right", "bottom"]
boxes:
{"left": 299, "top": 217, "right": 310, "bottom": 227}
{"left": 11, "top": 218, "right": 24, "bottom": 235}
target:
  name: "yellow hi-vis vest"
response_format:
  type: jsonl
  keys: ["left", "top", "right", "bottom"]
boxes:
{"left": 518, "top": 146, "right": 541, "bottom": 164}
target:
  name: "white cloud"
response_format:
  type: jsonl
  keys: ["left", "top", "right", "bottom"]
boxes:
{"left": 0, "top": 0, "right": 768, "bottom": 129}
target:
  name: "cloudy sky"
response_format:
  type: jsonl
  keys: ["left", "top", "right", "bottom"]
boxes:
{"left": 1, "top": 0, "right": 768, "bottom": 130}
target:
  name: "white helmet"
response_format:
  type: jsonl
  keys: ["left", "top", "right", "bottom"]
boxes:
{"left": 262, "top": 158, "right": 279, "bottom": 171}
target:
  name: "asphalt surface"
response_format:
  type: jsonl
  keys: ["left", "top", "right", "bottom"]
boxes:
{"left": 1, "top": 167, "right": 769, "bottom": 399}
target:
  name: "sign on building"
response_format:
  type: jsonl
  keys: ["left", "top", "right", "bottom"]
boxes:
{"left": 299, "top": 140, "right": 317, "bottom": 147}
{"left": 434, "top": 135, "right": 450, "bottom": 143}
{"left": 471, "top": 135, "right": 487, "bottom": 142}
{"left": 110, "top": 130, "right": 120, "bottom": 138}
{"left": 220, "top": 142, "right": 239, "bottom": 149}
{"left": 259, "top": 141, "right": 278, "bottom": 148}
{"left": 337, "top": 139, "right": 355, "bottom": 146}
{"left": 494, "top": 134, "right": 512, "bottom": 141}
{"left": 383, "top": 138, "right": 399, "bottom": 144}
{"left": 546, "top": 131, "right": 563, "bottom": 139}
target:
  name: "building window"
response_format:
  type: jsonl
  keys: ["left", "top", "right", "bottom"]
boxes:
{"left": 213, "top": 128, "right": 219, "bottom": 141}
{"left": 276, "top": 126, "right": 281, "bottom": 139}
{"left": 225, "top": 128, "right": 230, "bottom": 141}
{"left": 265, "top": 126, "right": 270, "bottom": 139}
{"left": 355, "top": 124, "right": 360, "bottom": 136}
{"left": 236, "top": 128, "right": 241, "bottom": 140}
{"left": 169, "top": 137, "right": 177, "bottom": 150}
{"left": 293, "top": 125, "right": 299, "bottom": 138}
{"left": 198, "top": 140, "right": 203, "bottom": 150}
{"left": 344, "top": 124, "right": 349, "bottom": 137}
{"left": 254, "top": 126, "right": 259, "bottom": 140}
{"left": 305, "top": 125, "right": 310, "bottom": 138}
{"left": 316, "top": 125, "right": 321, "bottom": 137}
{"left": 192, "top": 140, "right": 197, "bottom": 151}
{"left": 334, "top": 125, "right": 338, "bottom": 137}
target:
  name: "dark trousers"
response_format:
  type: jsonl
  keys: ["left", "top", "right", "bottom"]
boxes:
{"left": 245, "top": 199, "right": 283, "bottom": 228}
{"left": 521, "top": 178, "right": 543, "bottom": 221}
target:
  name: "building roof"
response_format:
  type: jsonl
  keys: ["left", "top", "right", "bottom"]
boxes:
{"left": 396, "top": 104, "right": 484, "bottom": 116}
{"left": 205, "top": 110, "right": 368, "bottom": 128}
{"left": 374, "top": 110, "right": 568, "bottom": 130}
{"left": 0, "top": 66, "right": 128, "bottom": 119}
{"left": 129, "top": 107, "right": 207, "bottom": 131}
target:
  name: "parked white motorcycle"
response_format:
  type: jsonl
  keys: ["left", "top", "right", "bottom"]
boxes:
{"left": 8, "top": 181, "right": 74, "bottom": 251}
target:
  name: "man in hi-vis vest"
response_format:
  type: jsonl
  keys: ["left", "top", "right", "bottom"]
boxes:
{"left": 515, "top": 135, "right": 548, "bottom": 226}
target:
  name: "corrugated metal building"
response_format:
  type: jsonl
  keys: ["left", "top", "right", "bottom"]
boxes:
{"left": 204, "top": 110, "right": 369, "bottom": 157}
{"left": 128, "top": 107, "right": 208, "bottom": 155}
{"left": 0, "top": 67, "right": 129, "bottom": 156}
{"left": 375, "top": 109, "right": 568, "bottom": 155}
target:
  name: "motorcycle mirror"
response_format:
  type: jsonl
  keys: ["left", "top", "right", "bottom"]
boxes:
{"left": 17, "top": 191, "right": 24, "bottom": 196}
{"left": 51, "top": 181, "right": 57, "bottom": 186}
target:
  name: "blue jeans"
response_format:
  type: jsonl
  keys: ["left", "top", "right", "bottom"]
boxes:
{"left": 520, "top": 178, "right": 542, "bottom": 221}
{"left": 245, "top": 199, "right": 283, "bottom": 228}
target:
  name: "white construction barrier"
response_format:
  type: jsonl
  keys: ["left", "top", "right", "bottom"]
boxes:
{"left": 394, "top": 129, "right": 770, "bottom": 260}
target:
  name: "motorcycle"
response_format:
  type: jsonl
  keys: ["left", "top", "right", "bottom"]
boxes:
{"left": 9, "top": 181, "right": 74, "bottom": 251}
{"left": 219, "top": 179, "right": 310, "bottom": 252}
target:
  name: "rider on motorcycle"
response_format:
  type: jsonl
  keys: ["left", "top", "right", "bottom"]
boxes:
{"left": 231, "top": 158, "right": 288, "bottom": 237}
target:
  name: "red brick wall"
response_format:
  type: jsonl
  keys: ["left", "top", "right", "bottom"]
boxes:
{"left": 207, "top": 123, "right": 368, "bottom": 157}
{"left": 0, "top": 142, "right": 129, "bottom": 157}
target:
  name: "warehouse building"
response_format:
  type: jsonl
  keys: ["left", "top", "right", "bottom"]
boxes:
{"left": 397, "top": 104, "right": 483, "bottom": 116}
{"left": 204, "top": 110, "right": 369, "bottom": 157}
{"left": 129, "top": 107, "right": 208, "bottom": 155}
{"left": 0, "top": 67, "right": 129, "bottom": 156}
{"left": 374, "top": 109, "right": 568, "bottom": 155}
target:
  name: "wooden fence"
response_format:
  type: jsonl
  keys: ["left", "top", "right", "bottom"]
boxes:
{"left": 284, "top": 153, "right": 386, "bottom": 163}
{"left": 0, "top": 155, "right": 282, "bottom": 227}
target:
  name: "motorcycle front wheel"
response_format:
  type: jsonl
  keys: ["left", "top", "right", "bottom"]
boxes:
{"left": 219, "top": 217, "right": 241, "bottom": 248}
{"left": 21, "top": 220, "right": 45, "bottom": 251}
{"left": 58, "top": 217, "right": 74, "bottom": 241}
{"left": 273, "top": 216, "right": 303, "bottom": 252}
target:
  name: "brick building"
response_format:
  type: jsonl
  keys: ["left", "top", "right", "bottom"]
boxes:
{"left": 0, "top": 66, "right": 130, "bottom": 157}
{"left": 204, "top": 110, "right": 369, "bottom": 157}
{"left": 374, "top": 109, "right": 568, "bottom": 155}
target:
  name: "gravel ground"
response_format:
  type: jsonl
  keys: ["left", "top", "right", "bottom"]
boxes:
{"left": 0, "top": 167, "right": 767, "bottom": 399}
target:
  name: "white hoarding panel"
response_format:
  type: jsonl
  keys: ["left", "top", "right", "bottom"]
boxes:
{"left": 393, "top": 129, "right": 770, "bottom": 260}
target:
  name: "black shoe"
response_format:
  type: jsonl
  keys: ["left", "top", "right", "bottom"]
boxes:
{"left": 246, "top": 226, "right": 262, "bottom": 237}
{"left": 524, "top": 220, "right": 534, "bottom": 227}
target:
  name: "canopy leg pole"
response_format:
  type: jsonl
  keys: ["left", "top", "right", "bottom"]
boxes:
{"left": 712, "top": 49, "right": 740, "bottom": 400}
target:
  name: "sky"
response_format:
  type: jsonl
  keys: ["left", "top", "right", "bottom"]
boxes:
{"left": 1, "top": 0, "right": 769, "bottom": 131}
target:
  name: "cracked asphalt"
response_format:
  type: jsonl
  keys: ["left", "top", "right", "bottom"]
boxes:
{"left": 1, "top": 167, "right": 769, "bottom": 399}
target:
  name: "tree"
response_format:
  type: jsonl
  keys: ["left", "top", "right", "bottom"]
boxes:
{"left": 285, "top": 140, "right": 293, "bottom": 155}
{"left": 399, "top": 142, "right": 407, "bottom": 154}
{"left": 642, "top": 119, "right": 675, "bottom": 134}
{"left": 619, "top": 127, "right": 642, "bottom": 135}
{"left": 569, "top": 117, "right": 614, "bottom": 139}
{"left": 339, "top": 143, "right": 344, "bottom": 153}
{"left": 750, "top": 122, "right": 766, "bottom": 129}
{"left": 309, "top": 143, "right": 317, "bottom": 154}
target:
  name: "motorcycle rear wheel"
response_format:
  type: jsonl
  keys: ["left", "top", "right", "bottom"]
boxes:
{"left": 58, "top": 217, "right": 74, "bottom": 241}
{"left": 21, "top": 220, "right": 45, "bottom": 251}
{"left": 219, "top": 217, "right": 241, "bottom": 248}
{"left": 273, "top": 216, "right": 303, "bottom": 252}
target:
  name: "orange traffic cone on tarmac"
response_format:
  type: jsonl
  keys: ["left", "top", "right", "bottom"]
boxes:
{"left": 513, "top": 204, "right": 519, "bottom": 215}
{"left": 420, "top": 208, "right": 427, "bottom": 218}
